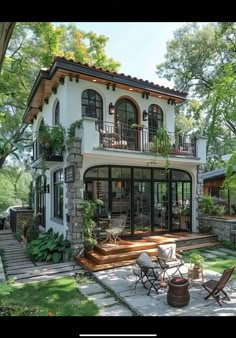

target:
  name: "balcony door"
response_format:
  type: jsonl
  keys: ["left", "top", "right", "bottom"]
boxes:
{"left": 116, "top": 99, "right": 138, "bottom": 150}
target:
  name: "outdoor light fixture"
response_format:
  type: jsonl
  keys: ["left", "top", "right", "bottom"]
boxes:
{"left": 59, "top": 77, "right": 65, "bottom": 85}
{"left": 109, "top": 103, "right": 115, "bottom": 115}
{"left": 143, "top": 110, "right": 148, "bottom": 121}
{"left": 43, "top": 184, "right": 50, "bottom": 193}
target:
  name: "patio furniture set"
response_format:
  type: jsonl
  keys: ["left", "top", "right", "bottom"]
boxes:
{"left": 131, "top": 243, "right": 235, "bottom": 307}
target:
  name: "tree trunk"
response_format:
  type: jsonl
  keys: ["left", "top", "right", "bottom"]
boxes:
{"left": 0, "top": 22, "right": 15, "bottom": 71}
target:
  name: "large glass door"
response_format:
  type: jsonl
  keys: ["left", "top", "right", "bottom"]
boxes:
{"left": 153, "top": 182, "right": 168, "bottom": 231}
{"left": 133, "top": 181, "right": 151, "bottom": 234}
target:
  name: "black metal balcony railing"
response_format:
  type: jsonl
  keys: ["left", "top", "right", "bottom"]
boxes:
{"left": 95, "top": 121, "right": 196, "bottom": 157}
{"left": 32, "top": 139, "right": 63, "bottom": 163}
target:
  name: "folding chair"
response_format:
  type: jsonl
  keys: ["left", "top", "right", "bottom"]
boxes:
{"left": 157, "top": 243, "right": 184, "bottom": 280}
{"left": 135, "top": 252, "right": 161, "bottom": 295}
{"left": 202, "top": 266, "right": 235, "bottom": 306}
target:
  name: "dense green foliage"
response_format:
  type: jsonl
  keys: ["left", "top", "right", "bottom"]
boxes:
{"left": 0, "top": 165, "right": 31, "bottom": 212}
{"left": 26, "top": 228, "right": 72, "bottom": 263}
{"left": 156, "top": 22, "right": 236, "bottom": 169}
{"left": 0, "top": 22, "right": 120, "bottom": 168}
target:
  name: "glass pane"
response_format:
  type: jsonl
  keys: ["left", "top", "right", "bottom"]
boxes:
{"left": 172, "top": 170, "right": 190, "bottom": 181}
{"left": 111, "top": 167, "right": 122, "bottom": 178}
{"left": 82, "top": 90, "right": 88, "bottom": 98}
{"left": 142, "top": 168, "right": 151, "bottom": 179}
{"left": 134, "top": 168, "right": 142, "bottom": 179}
{"left": 153, "top": 169, "right": 166, "bottom": 180}
{"left": 121, "top": 168, "right": 131, "bottom": 178}
{"left": 85, "top": 167, "right": 98, "bottom": 178}
{"left": 98, "top": 167, "right": 108, "bottom": 178}
{"left": 89, "top": 90, "right": 96, "bottom": 100}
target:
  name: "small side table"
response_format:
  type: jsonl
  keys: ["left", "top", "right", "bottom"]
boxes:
{"left": 187, "top": 266, "right": 204, "bottom": 287}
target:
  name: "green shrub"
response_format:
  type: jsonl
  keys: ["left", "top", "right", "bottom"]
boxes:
{"left": 0, "top": 279, "right": 15, "bottom": 297}
{"left": 26, "top": 228, "right": 72, "bottom": 263}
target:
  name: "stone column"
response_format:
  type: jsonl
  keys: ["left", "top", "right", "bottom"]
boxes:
{"left": 65, "top": 137, "right": 84, "bottom": 256}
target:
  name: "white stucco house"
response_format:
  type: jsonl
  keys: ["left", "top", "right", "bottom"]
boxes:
{"left": 23, "top": 56, "right": 207, "bottom": 254}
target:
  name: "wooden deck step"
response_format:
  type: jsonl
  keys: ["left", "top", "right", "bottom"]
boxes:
{"left": 85, "top": 247, "right": 157, "bottom": 264}
{"left": 76, "top": 256, "right": 137, "bottom": 272}
{"left": 95, "top": 240, "right": 159, "bottom": 255}
{"left": 177, "top": 241, "right": 220, "bottom": 252}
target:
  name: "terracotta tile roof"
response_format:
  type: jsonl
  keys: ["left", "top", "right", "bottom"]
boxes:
{"left": 50, "top": 56, "right": 187, "bottom": 97}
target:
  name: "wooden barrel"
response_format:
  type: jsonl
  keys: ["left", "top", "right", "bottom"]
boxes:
{"left": 167, "top": 277, "right": 190, "bottom": 307}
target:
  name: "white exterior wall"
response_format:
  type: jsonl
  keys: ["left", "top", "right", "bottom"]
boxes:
{"left": 32, "top": 75, "right": 203, "bottom": 234}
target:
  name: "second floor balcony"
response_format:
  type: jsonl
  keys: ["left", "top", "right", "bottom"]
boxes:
{"left": 32, "top": 138, "right": 63, "bottom": 167}
{"left": 95, "top": 121, "right": 196, "bottom": 157}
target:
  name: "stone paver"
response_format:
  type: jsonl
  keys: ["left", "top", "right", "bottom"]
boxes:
{"left": 92, "top": 296, "right": 118, "bottom": 307}
{"left": 94, "top": 263, "right": 236, "bottom": 316}
{"left": 201, "top": 253, "right": 217, "bottom": 259}
{"left": 217, "top": 248, "right": 236, "bottom": 256}
{"left": 78, "top": 283, "right": 105, "bottom": 295}
{"left": 99, "top": 304, "right": 133, "bottom": 316}
{"left": 206, "top": 250, "right": 228, "bottom": 256}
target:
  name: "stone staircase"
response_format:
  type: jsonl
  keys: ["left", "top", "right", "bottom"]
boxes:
{"left": 76, "top": 233, "right": 219, "bottom": 272}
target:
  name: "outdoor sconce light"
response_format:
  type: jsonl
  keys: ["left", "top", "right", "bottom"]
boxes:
{"left": 143, "top": 110, "right": 148, "bottom": 121}
{"left": 43, "top": 184, "right": 50, "bottom": 193}
{"left": 109, "top": 103, "right": 115, "bottom": 115}
{"left": 59, "top": 77, "right": 65, "bottom": 85}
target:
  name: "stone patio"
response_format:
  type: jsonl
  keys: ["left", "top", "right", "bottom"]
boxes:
{"left": 93, "top": 264, "right": 236, "bottom": 316}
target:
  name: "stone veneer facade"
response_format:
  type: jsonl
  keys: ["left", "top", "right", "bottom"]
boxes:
{"left": 65, "top": 138, "right": 84, "bottom": 255}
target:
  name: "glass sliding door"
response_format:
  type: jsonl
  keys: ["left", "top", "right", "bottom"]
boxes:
{"left": 153, "top": 182, "right": 168, "bottom": 231}
{"left": 133, "top": 181, "right": 151, "bottom": 233}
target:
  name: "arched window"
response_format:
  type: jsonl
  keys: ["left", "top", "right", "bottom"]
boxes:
{"left": 53, "top": 169, "right": 64, "bottom": 219}
{"left": 82, "top": 89, "right": 103, "bottom": 120}
{"left": 116, "top": 99, "right": 138, "bottom": 150}
{"left": 148, "top": 104, "right": 163, "bottom": 141}
{"left": 54, "top": 101, "right": 60, "bottom": 125}
{"left": 148, "top": 104, "right": 163, "bottom": 130}
{"left": 116, "top": 99, "right": 138, "bottom": 127}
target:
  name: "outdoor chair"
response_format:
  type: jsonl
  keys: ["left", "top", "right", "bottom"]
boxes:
{"left": 134, "top": 252, "right": 161, "bottom": 295}
{"left": 105, "top": 214, "right": 127, "bottom": 245}
{"left": 157, "top": 243, "right": 184, "bottom": 280}
{"left": 202, "top": 266, "right": 235, "bottom": 306}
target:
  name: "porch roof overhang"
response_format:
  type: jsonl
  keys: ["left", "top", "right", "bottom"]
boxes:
{"left": 23, "top": 56, "right": 188, "bottom": 124}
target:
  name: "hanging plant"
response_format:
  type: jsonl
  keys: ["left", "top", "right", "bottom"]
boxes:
{"left": 150, "top": 126, "right": 171, "bottom": 170}
{"left": 67, "top": 120, "right": 82, "bottom": 144}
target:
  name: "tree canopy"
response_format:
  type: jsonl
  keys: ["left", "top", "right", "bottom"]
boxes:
{"left": 0, "top": 22, "right": 120, "bottom": 168}
{"left": 156, "top": 22, "right": 236, "bottom": 169}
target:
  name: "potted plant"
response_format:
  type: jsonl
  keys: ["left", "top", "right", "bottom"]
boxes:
{"left": 189, "top": 250, "right": 204, "bottom": 279}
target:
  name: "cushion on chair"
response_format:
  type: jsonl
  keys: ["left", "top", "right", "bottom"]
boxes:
{"left": 137, "top": 252, "right": 156, "bottom": 268}
{"left": 158, "top": 243, "right": 176, "bottom": 261}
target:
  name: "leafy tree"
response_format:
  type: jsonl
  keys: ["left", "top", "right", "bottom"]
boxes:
{"left": 0, "top": 22, "right": 15, "bottom": 71}
{"left": 224, "top": 152, "right": 236, "bottom": 190}
{"left": 0, "top": 165, "right": 32, "bottom": 211}
{"left": 156, "top": 22, "right": 236, "bottom": 165}
{"left": 0, "top": 22, "right": 120, "bottom": 169}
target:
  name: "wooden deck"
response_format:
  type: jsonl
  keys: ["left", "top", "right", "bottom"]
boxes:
{"left": 76, "top": 232, "right": 219, "bottom": 272}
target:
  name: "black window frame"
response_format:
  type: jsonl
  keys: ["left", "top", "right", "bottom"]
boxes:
{"left": 53, "top": 168, "right": 64, "bottom": 220}
{"left": 82, "top": 89, "right": 103, "bottom": 119}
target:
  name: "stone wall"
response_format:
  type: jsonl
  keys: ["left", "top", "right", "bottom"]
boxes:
{"left": 9, "top": 208, "right": 34, "bottom": 233}
{"left": 65, "top": 138, "right": 84, "bottom": 256}
{"left": 198, "top": 216, "right": 236, "bottom": 242}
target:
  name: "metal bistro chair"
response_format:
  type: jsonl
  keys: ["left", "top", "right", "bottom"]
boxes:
{"left": 133, "top": 252, "right": 161, "bottom": 295}
{"left": 105, "top": 214, "right": 127, "bottom": 245}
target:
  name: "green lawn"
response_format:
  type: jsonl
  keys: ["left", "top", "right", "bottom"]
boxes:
{"left": 182, "top": 246, "right": 236, "bottom": 280}
{"left": 0, "top": 276, "right": 99, "bottom": 316}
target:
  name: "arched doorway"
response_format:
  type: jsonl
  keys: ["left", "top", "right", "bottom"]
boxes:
{"left": 115, "top": 99, "right": 138, "bottom": 150}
